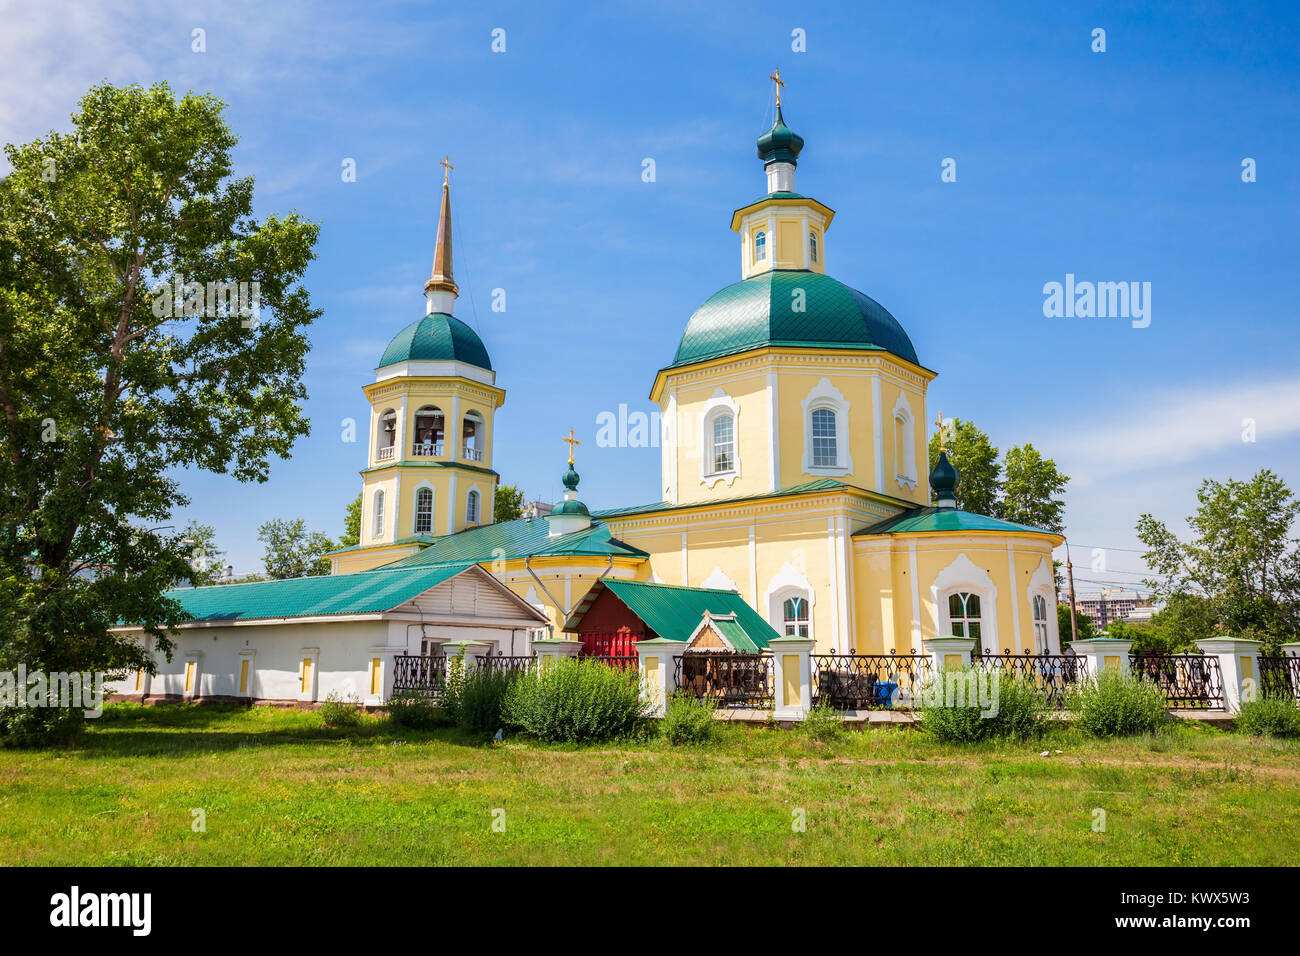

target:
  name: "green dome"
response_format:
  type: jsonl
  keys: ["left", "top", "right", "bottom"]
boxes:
{"left": 672, "top": 270, "right": 920, "bottom": 369}
{"left": 550, "top": 499, "right": 591, "bottom": 518}
{"left": 756, "top": 105, "right": 804, "bottom": 167}
{"left": 931, "top": 450, "right": 959, "bottom": 502}
{"left": 378, "top": 312, "right": 492, "bottom": 370}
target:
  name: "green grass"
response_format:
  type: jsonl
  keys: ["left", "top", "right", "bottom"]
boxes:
{"left": 1, "top": 702, "right": 1298, "bottom": 865}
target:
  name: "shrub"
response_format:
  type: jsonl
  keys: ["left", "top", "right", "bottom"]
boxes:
{"left": 800, "top": 700, "right": 848, "bottom": 743}
{"left": 385, "top": 692, "right": 451, "bottom": 730}
{"left": 1071, "top": 672, "right": 1170, "bottom": 738}
{"left": 920, "top": 670, "right": 1047, "bottom": 743}
{"left": 1236, "top": 696, "right": 1300, "bottom": 738}
{"left": 319, "top": 692, "right": 363, "bottom": 729}
{"left": 0, "top": 706, "right": 84, "bottom": 748}
{"left": 662, "top": 692, "right": 717, "bottom": 745}
{"left": 505, "top": 658, "right": 649, "bottom": 743}
{"left": 455, "top": 667, "right": 520, "bottom": 736}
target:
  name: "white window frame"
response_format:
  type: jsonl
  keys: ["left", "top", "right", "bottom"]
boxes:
{"left": 412, "top": 482, "right": 435, "bottom": 536}
{"left": 698, "top": 388, "right": 740, "bottom": 488}
{"left": 466, "top": 487, "right": 481, "bottom": 525}
{"left": 809, "top": 230, "right": 818, "bottom": 263}
{"left": 800, "top": 378, "right": 852, "bottom": 476}
{"left": 754, "top": 230, "right": 767, "bottom": 262}
{"left": 372, "top": 488, "right": 386, "bottom": 540}
{"left": 892, "top": 391, "right": 918, "bottom": 490}
{"left": 764, "top": 561, "right": 816, "bottom": 645}
{"left": 931, "top": 553, "right": 999, "bottom": 653}
{"left": 1026, "top": 557, "right": 1060, "bottom": 654}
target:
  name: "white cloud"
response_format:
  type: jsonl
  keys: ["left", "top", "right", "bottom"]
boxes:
{"left": 1059, "top": 377, "right": 1300, "bottom": 483}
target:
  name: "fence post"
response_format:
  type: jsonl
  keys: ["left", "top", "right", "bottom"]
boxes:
{"left": 635, "top": 637, "right": 678, "bottom": 717}
{"left": 440, "top": 640, "right": 492, "bottom": 672}
{"left": 922, "top": 636, "right": 974, "bottom": 674}
{"left": 532, "top": 636, "right": 583, "bottom": 669}
{"left": 1197, "top": 637, "right": 1263, "bottom": 713}
{"left": 1282, "top": 642, "right": 1300, "bottom": 659}
{"left": 365, "top": 646, "right": 401, "bottom": 706}
{"left": 1068, "top": 638, "right": 1132, "bottom": 681}
{"left": 769, "top": 636, "right": 813, "bottom": 722}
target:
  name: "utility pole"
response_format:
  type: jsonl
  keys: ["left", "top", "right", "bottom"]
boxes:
{"left": 1064, "top": 541, "right": 1079, "bottom": 645}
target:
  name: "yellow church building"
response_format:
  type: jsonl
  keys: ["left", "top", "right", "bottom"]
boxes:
{"left": 325, "top": 94, "right": 1065, "bottom": 662}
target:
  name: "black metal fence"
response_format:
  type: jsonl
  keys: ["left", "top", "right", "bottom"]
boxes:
{"left": 476, "top": 655, "right": 536, "bottom": 674}
{"left": 391, "top": 654, "right": 447, "bottom": 699}
{"left": 674, "top": 653, "right": 774, "bottom": 709}
{"left": 1258, "top": 655, "right": 1300, "bottom": 702}
{"left": 968, "top": 650, "right": 1089, "bottom": 708}
{"left": 811, "top": 652, "right": 933, "bottom": 710}
{"left": 1129, "top": 654, "right": 1224, "bottom": 709}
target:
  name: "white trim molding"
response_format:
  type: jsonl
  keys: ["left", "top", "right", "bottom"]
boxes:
{"left": 892, "top": 391, "right": 918, "bottom": 490}
{"left": 764, "top": 561, "right": 816, "bottom": 643}
{"left": 698, "top": 387, "right": 740, "bottom": 488}
{"left": 411, "top": 480, "right": 436, "bottom": 536}
{"left": 1026, "top": 557, "right": 1059, "bottom": 654}
{"left": 930, "top": 553, "right": 1000, "bottom": 653}
{"left": 800, "top": 378, "right": 852, "bottom": 476}
{"left": 700, "top": 565, "right": 741, "bottom": 593}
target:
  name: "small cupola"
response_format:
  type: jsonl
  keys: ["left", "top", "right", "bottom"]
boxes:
{"left": 931, "top": 450, "right": 959, "bottom": 510}
{"left": 756, "top": 70, "right": 804, "bottom": 193}
{"left": 545, "top": 431, "right": 593, "bottom": 537}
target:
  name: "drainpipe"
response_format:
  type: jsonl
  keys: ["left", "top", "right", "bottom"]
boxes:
{"left": 525, "top": 555, "right": 560, "bottom": 640}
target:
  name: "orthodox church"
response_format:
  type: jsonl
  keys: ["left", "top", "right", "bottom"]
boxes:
{"left": 109, "top": 84, "right": 1063, "bottom": 704}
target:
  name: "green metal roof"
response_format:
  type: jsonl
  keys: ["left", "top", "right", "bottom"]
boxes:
{"left": 855, "top": 507, "right": 1060, "bottom": 538}
{"left": 670, "top": 270, "right": 920, "bottom": 370}
{"left": 377, "top": 518, "right": 647, "bottom": 570}
{"left": 593, "top": 478, "right": 895, "bottom": 519}
{"left": 571, "top": 579, "right": 779, "bottom": 649}
{"left": 378, "top": 312, "right": 492, "bottom": 370}
{"left": 159, "top": 564, "right": 472, "bottom": 624}
{"left": 322, "top": 535, "right": 437, "bottom": 558}
{"left": 708, "top": 615, "right": 764, "bottom": 653}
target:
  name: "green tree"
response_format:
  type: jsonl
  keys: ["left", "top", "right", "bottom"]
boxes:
{"left": 180, "top": 521, "right": 225, "bottom": 587}
{"left": 338, "top": 493, "right": 362, "bottom": 548}
{"left": 257, "top": 519, "right": 334, "bottom": 579}
{"left": 0, "top": 81, "right": 319, "bottom": 740}
{"left": 495, "top": 483, "right": 524, "bottom": 523}
{"left": 926, "top": 420, "right": 1069, "bottom": 530}
{"left": 1136, "top": 469, "right": 1300, "bottom": 653}
{"left": 927, "top": 418, "right": 1000, "bottom": 516}
{"left": 1057, "top": 603, "right": 1097, "bottom": 648}
{"left": 1000, "top": 444, "right": 1068, "bottom": 533}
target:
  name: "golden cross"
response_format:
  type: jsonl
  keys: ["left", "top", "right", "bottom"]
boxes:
{"left": 933, "top": 410, "right": 947, "bottom": 452}
{"left": 769, "top": 69, "right": 785, "bottom": 106}
{"left": 439, "top": 155, "right": 454, "bottom": 185}
{"left": 562, "top": 428, "right": 580, "bottom": 465}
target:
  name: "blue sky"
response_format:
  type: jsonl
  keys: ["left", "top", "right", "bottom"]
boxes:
{"left": 4, "top": 0, "right": 1298, "bottom": 593}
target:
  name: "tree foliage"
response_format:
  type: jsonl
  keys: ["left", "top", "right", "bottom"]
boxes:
{"left": 494, "top": 483, "right": 524, "bottom": 523}
{"left": 181, "top": 520, "right": 224, "bottom": 587}
{"left": 927, "top": 419, "right": 1069, "bottom": 531}
{"left": 338, "top": 493, "right": 362, "bottom": 548}
{"left": 0, "top": 81, "right": 320, "bottom": 693}
{"left": 1136, "top": 469, "right": 1300, "bottom": 651}
{"left": 257, "top": 518, "right": 334, "bottom": 579}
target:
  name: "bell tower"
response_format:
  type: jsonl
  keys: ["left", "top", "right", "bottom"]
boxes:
{"left": 333, "top": 161, "right": 506, "bottom": 574}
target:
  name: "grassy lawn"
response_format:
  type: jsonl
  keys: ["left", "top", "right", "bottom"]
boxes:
{"left": 1, "top": 703, "right": 1297, "bottom": 866}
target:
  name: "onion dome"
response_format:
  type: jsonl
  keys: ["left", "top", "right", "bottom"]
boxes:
{"left": 756, "top": 104, "right": 804, "bottom": 168}
{"left": 931, "top": 450, "right": 959, "bottom": 509}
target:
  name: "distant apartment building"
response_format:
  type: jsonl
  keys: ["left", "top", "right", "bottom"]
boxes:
{"left": 1073, "top": 591, "right": 1153, "bottom": 627}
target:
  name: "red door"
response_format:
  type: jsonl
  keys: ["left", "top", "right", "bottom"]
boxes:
{"left": 580, "top": 627, "right": 640, "bottom": 657}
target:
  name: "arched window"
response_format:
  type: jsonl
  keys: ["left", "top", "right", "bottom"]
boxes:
{"left": 1032, "top": 594, "right": 1050, "bottom": 654}
{"left": 811, "top": 408, "right": 838, "bottom": 467}
{"left": 893, "top": 398, "right": 917, "bottom": 488}
{"left": 414, "top": 487, "right": 433, "bottom": 535}
{"left": 372, "top": 489, "right": 385, "bottom": 539}
{"left": 948, "top": 592, "right": 982, "bottom": 647}
{"left": 782, "top": 596, "right": 809, "bottom": 638}
{"left": 754, "top": 230, "right": 766, "bottom": 262}
{"left": 462, "top": 410, "right": 484, "bottom": 462}
{"left": 709, "top": 413, "right": 735, "bottom": 475}
{"left": 809, "top": 231, "right": 818, "bottom": 263}
{"left": 466, "top": 489, "right": 481, "bottom": 525}
{"left": 412, "top": 405, "right": 443, "bottom": 457}
{"left": 377, "top": 409, "right": 397, "bottom": 460}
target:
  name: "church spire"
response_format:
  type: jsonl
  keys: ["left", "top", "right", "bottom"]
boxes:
{"left": 757, "top": 71, "right": 804, "bottom": 194}
{"left": 424, "top": 157, "right": 458, "bottom": 315}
